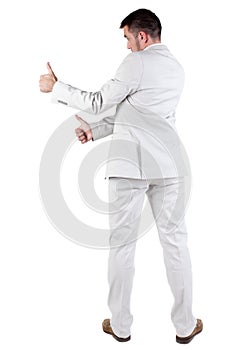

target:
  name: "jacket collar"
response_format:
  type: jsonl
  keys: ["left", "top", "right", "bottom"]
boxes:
{"left": 143, "top": 43, "right": 167, "bottom": 51}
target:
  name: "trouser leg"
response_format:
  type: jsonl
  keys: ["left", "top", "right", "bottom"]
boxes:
{"left": 146, "top": 176, "right": 197, "bottom": 337}
{"left": 107, "top": 177, "right": 147, "bottom": 338}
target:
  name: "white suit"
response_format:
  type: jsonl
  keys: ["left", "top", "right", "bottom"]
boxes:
{"left": 51, "top": 43, "right": 196, "bottom": 338}
{"left": 52, "top": 43, "right": 189, "bottom": 180}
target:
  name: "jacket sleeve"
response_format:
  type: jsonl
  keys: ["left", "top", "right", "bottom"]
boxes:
{"left": 51, "top": 52, "right": 143, "bottom": 116}
{"left": 89, "top": 114, "right": 116, "bottom": 141}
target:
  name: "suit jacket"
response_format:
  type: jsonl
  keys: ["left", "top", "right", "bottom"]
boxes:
{"left": 51, "top": 44, "right": 190, "bottom": 179}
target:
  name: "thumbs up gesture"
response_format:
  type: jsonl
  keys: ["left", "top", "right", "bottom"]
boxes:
{"left": 75, "top": 115, "right": 93, "bottom": 144}
{"left": 39, "top": 62, "right": 58, "bottom": 93}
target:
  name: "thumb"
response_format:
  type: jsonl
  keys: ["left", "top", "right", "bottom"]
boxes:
{"left": 47, "top": 62, "right": 57, "bottom": 81}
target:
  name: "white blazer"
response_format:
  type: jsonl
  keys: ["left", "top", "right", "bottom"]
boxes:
{"left": 51, "top": 44, "right": 190, "bottom": 179}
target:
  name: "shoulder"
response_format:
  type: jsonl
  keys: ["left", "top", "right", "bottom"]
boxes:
{"left": 121, "top": 51, "right": 143, "bottom": 65}
{"left": 115, "top": 52, "right": 143, "bottom": 77}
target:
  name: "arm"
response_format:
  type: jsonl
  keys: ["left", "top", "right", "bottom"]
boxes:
{"left": 75, "top": 113, "right": 116, "bottom": 144}
{"left": 89, "top": 114, "right": 116, "bottom": 141}
{"left": 40, "top": 53, "right": 143, "bottom": 117}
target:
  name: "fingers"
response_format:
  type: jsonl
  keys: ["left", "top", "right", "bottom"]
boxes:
{"left": 75, "top": 116, "right": 93, "bottom": 144}
{"left": 75, "top": 128, "right": 88, "bottom": 143}
{"left": 40, "top": 74, "right": 50, "bottom": 79}
{"left": 75, "top": 127, "right": 83, "bottom": 136}
{"left": 46, "top": 62, "right": 57, "bottom": 81}
{"left": 39, "top": 74, "right": 55, "bottom": 93}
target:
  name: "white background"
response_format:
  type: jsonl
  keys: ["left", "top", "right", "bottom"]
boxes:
{"left": 1, "top": 0, "right": 231, "bottom": 349}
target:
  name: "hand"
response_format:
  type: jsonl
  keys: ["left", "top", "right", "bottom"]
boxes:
{"left": 39, "top": 62, "right": 57, "bottom": 93}
{"left": 75, "top": 115, "right": 93, "bottom": 144}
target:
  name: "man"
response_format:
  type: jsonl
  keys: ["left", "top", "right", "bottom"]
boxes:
{"left": 39, "top": 8, "right": 203, "bottom": 344}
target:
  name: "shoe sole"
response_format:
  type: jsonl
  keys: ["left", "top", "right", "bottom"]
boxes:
{"left": 103, "top": 328, "right": 131, "bottom": 342}
{"left": 176, "top": 329, "right": 203, "bottom": 344}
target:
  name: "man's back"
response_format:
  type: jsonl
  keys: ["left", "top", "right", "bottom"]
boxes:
{"left": 104, "top": 44, "right": 187, "bottom": 180}
{"left": 115, "top": 44, "right": 185, "bottom": 123}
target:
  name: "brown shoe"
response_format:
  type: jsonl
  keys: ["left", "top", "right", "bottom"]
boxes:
{"left": 176, "top": 319, "right": 203, "bottom": 344}
{"left": 102, "top": 319, "right": 131, "bottom": 342}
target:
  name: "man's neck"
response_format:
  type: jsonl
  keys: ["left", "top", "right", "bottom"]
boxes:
{"left": 145, "top": 39, "right": 161, "bottom": 49}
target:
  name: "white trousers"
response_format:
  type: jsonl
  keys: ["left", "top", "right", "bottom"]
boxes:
{"left": 107, "top": 176, "right": 196, "bottom": 338}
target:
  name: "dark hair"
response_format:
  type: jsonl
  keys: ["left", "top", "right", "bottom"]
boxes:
{"left": 120, "top": 9, "right": 162, "bottom": 39}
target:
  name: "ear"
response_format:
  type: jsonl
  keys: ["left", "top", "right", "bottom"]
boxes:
{"left": 139, "top": 31, "right": 148, "bottom": 42}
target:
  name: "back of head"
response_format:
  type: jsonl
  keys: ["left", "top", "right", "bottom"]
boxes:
{"left": 120, "top": 9, "right": 162, "bottom": 40}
